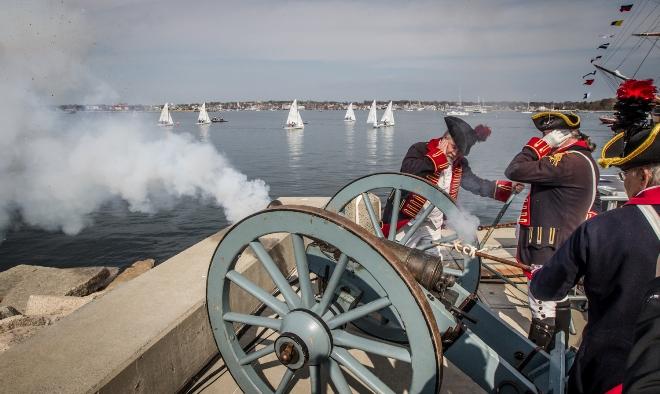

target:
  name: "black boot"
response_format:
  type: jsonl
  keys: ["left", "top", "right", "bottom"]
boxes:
{"left": 549, "top": 300, "right": 571, "bottom": 350}
{"left": 528, "top": 317, "right": 555, "bottom": 351}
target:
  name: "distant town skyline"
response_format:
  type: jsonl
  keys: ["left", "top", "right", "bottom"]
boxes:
{"left": 5, "top": 0, "right": 659, "bottom": 104}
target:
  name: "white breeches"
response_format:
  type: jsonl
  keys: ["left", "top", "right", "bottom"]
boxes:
{"left": 399, "top": 221, "right": 445, "bottom": 257}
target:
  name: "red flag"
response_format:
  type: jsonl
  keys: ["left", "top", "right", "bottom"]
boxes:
{"left": 584, "top": 79, "right": 595, "bottom": 85}
{"left": 620, "top": 4, "right": 633, "bottom": 12}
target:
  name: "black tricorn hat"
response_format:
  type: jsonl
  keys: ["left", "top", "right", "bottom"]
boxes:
{"left": 444, "top": 116, "right": 491, "bottom": 156}
{"left": 531, "top": 111, "right": 580, "bottom": 132}
{"left": 599, "top": 124, "right": 659, "bottom": 170}
{"left": 599, "top": 79, "right": 659, "bottom": 170}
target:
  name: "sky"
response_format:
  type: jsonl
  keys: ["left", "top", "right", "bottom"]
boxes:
{"left": 3, "top": 0, "right": 659, "bottom": 104}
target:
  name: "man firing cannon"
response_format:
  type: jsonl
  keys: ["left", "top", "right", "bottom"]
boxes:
{"left": 382, "top": 116, "right": 523, "bottom": 255}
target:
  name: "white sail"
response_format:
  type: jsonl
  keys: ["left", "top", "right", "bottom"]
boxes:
{"left": 286, "top": 100, "right": 298, "bottom": 125}
{"left": 380, "top": 101, "right": 395, "bottom": 126}
{"left": 367, "top": 100, "right": 377, "bottom": 124}
{"left": 344, "top": 103, "right": 356, "bottom": 121}
{"left": 296, "top": 109, "right": 304, "bottom": 128}
{"left": 197, "top": 102, "right": 211, "bottom": 124}
{"left": 285, "top": 100, "right": 303, "bottom": 129}
{"left": 158, "top": 103, "right": 174, "bottom": 126}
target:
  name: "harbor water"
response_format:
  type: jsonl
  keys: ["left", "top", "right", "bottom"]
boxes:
{"left": 0, "top": 110, "right": 616, "bottom": 271}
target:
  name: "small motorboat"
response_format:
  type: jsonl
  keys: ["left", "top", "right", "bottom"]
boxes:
{"left": 599, "top": 115, "right": 616, "bottom": 125}
{"left": 211, "top": 117, "right": 228, "bottom": 123}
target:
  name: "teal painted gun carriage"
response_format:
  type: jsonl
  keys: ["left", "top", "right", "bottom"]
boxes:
{"left": 207, "top": 173, "right": 571, "bottom": 393}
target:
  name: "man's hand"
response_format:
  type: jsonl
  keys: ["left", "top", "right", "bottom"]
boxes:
{"left": 523, "top": 264, "right": 543, "bottom": 281}
{"left": 541, "top": 129, "right": 571, "bottom": 148}
{"left": 512, "top": 182, "right": 525, "bottom": 194}
{"left": 438, "top": 139, "right": 458, "bottom": 162}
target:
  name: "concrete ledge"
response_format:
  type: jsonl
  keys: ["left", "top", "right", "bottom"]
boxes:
{"left": 0, "top": 197, "right": 329, "bottom": 393}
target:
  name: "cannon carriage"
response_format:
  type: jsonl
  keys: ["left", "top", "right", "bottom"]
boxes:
{"left": 206, "top": 173, "right": 572, "bottom": 393}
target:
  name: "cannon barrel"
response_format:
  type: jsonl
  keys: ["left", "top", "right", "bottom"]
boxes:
{"left": 380, "top": 239, "right": 449, "bottom": 291}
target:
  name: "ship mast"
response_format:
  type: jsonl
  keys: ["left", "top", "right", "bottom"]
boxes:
{"left": 593, "top": 31, "right": 658, "bottom": 84}
{"left": 631, "top": 32, "right": 660, "bottom": 37}
{"left": 592, "top": 63, "right": 630, "bottom": 81}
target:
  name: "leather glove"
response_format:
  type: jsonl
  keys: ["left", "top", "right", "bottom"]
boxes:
{"left": 541, "top": 129, "right": 571, "bottom": 148}
{"left": 512, "top": 182, "right": 525, "bottom": 194}
{"left": 437, "top": 139, "right": 458, "bottom": 162}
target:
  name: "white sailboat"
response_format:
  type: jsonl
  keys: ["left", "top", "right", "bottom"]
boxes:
{"left": 344, "top": 103, "right": 356, "bottom": 122}
{"left": 158, "top": 103, "right": 174, "bottom": 126}
{"left": 284, "top": 100, "right": 304, "bottom": 129}
{"left": 367, "top": 100, "right": 380, "bottom": 128}
{"left": 446, "top": 90, "right": 469, "bottom": 116}
{"left": 197, "top": 102, "right": 211, "bottom": 125}
{"left": 380, "top": 101, "right": 395, "bottom": 126}
{"left": 446, "top": 109, "right": 469, "bottom": 116}
{"left": 521, "top": 101, "right": 533, "bottom": 114}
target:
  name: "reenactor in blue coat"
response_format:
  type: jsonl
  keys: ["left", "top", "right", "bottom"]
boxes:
{"left": 529, "top": 79, "right": 660, "bottom": 394}
{"left": 505, "top": 111, "right": 599, "bottom": 350}
{"left": 624, "top": 276, "right": 660, "bottom": 393}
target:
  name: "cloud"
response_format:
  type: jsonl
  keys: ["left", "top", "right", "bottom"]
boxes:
{"left": 0, "top": 0, "right": 271, "bottom": 237}
{"left": 8, "top": 0, "right": 654, "bottom": 103}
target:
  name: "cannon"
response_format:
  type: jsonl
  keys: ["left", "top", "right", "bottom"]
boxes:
{"left": 206, "top": 173, "right": 572, "bottom": 393}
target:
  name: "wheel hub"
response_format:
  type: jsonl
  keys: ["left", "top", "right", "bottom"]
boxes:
{"left": 275, "top": 309, "right": 332, "bottom": 369}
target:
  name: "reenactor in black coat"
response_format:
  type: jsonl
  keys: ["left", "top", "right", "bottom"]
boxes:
{"left": 529, "top": 79, "right": 660, "bottom": 394}
{"left": 505, "top": 111, "right": 600, "bottom": 350}
{"left": 382, "top": 117, "right": 522, "bottom": 251}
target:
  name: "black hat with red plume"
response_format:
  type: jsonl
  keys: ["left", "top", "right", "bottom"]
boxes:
{"left": 444, "top": 116, "right": 491, "bottom": 156}
{"left": 599, "top": 79, "right": 659, "bottom": 170}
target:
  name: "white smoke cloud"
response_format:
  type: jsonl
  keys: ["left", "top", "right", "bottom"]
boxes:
{"left": 0, "top": 1, "right": 270, "bottom": 237}
{"left": 445, "top": 208, "right": 481, "bottom": 244}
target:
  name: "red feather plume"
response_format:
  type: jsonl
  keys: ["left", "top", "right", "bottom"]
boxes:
{"left": 474, "top": 124, "right": 492, "bottom": 141}
{"left": 616, "top": 79, "right": 657, "bottom": 101}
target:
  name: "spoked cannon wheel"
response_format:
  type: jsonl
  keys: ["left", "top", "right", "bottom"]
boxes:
{"left": 207, "top": 205, "right": 442, "bottom": 393}
{"left": 325, "top": 172, "right": 481, "bottom": 293}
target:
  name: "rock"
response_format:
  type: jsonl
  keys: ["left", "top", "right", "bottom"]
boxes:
{"left": 104, "top": 259, "right": 155, "bottom": 291}
{"left": 344, "top": 192, "right": 381, "bottom": 235}
{"left": 0, "top": 306, "right": 20, "bottom": 320}
{"left": 0, "top": 314, "right": 54, "bottom": 334}
{"left": 0, "top": 265, "right": 119, "bottom": 313}
{"left": 24, "top": 295, "right": 92, "bottom": 317}
{"left": 0, "top": 266, "right": 27, "bottom": 301}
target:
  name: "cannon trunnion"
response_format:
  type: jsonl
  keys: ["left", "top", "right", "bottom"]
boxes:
{"left": 206, "top": 173, "right": 571, "bottom": 393}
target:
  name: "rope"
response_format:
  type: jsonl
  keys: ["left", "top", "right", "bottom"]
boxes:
{"left": 457, "top": 240, "right": 478, "bottom": 258}
{"left": 633, "top": 38, "right": 658, "bottom": 77}
{"left": 435, "top": 240, "right": 500, "bottom": 260}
